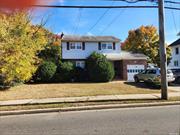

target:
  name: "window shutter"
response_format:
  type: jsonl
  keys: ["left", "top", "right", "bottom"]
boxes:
{"left": 67, "top": 42, "right": 70, "bottom": 50}
{"left": 82, "top": 42, "right": 85, "bottom": 50}
{"left": 113, "top": 42, "right": 116, "bottom": 50}
{"left": 98, "top": 42, "right": 101, "bottom": 50}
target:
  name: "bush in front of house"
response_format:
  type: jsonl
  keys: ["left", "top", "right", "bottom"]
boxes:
{"left": 73, "top": 67, "right": 87, "bottom": 82}
{"left": 35, "top": 61, "right": 57, "bottom": 83}
{"left": 54, "top": 61, "right": 75, "bottom": 82}
{"left": 86, "top": 52, "right": 115, "bottom": 82}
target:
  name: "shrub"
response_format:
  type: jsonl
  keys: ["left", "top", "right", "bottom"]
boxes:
{"left": 86, "top": 52, "right": 115, "bottom": 82}
{"left": 35, "top": 61, "right": 57, "bottom": 82}
{"left": 55, "top": 61, "right": 75, "bottom": 82}
{"left": 73, "top": 67, "right": 87, "bottom": 82}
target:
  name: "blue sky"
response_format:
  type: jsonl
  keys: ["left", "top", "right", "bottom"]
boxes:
{"left": 32, "top": 0, "right": 180, "bottom": 44}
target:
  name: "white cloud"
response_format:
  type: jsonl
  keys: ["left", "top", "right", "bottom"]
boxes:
{"left": 58, "top": 0, "right": 64, "bottom": 4}
{"left": 87, "top": 32, "right": 94, "bottom": 36}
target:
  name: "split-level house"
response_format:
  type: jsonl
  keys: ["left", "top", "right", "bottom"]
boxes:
{"left": 168, "top": 38, "right": 180, "bottom": 69}
{"left": 61, "top": 35, "right": 147, "bottom": 81}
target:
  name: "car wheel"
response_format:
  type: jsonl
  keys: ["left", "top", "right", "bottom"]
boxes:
{"left": 176, "top": 77, "right": 180, "bottom": 84}
{"left": 134, "top": 77, "right": 139, "bottom": 83}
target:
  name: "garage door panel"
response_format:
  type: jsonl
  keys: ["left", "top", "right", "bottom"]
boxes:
{"left": 127, "top": 65, "right": 145, "bottom": 82}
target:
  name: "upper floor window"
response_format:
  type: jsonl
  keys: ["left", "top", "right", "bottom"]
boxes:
{"left": 107, "top": 44, "right": 113, "bottom": 49}
{"left": 101, "top": 43, "right": 113, "bottom": 50}
{"left": 70, "top": 43, "right": 75, "bottom": 49}
{"left": 69, "top": 42, "right": 82, "bottom": 50}
{"left": 175, "top": 47, "right": 179, "bottom": 55}
{"left": 76, "top": 43, "right": 82, "bottom": 49}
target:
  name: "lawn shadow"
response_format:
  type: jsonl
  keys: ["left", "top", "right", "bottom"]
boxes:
{"left": 124, "top": 82, "right": 160, "bottom": 90}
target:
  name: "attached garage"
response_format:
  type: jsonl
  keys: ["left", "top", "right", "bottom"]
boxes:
{"left": 105, "top": 51, "right": 148, "bottom": 81}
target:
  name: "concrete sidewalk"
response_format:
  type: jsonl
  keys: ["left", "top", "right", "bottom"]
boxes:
{"left": 0, "top": 92, "right": 179, "bottom": 106}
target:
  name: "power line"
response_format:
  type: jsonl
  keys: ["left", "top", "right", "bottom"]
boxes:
{"left": 110, "top": 0, "right": 180, "bottom": 5}
{"left": 85, "top": 9, "right": 110, "bottom": 34}
{"left": 33, "top": 5, "right": 180, "bottom": 10}
{"left": 73, "top": 8, "right": 83, "bottom": 34}
{"left": 170, "top": 1, "right": 178, "bottom": 33}
{"left": 100, "top": 7, "right": 127, "bottom": 34}
{"left": 49, "top": 0, "right": 180, "bottom": 5}
{"left": 85, "top": 0, "right": 115, "bottom": 34}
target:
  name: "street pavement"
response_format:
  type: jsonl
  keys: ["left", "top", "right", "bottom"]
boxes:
{"left": 0, "top": 105, "right": 180, "bottom": 135}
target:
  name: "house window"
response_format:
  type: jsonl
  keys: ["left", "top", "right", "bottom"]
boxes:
{"left": 70, "top": 43, "right": 76, "bottom": 49}
{"left": 69, "top": 42, "right": 82, "bottom": 50}
{"left": 175, "top": 47, "right": 179, "bottom": 55}
{"left": 101, "top": 43, "right": 106, "bottom": 49}
{"left": 76, "top": 61, "right": 85, "bottom": 68}
{"left": 76, "top": 43, "right": 82, "bottom": 49}
{"left": 107, "top": 44, "right": 113, "bottom": 49}
{"left": 174, "top": 60, "right": 179, "bottom": 67}
{"left": 101, "top": 43, "right": 113, "bottom": 49}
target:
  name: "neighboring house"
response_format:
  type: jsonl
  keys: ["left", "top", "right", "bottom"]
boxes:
{"left": 168, "top": 38, "right": 180, "bottom": 69}
{"left": 61, "top": 35, "right": 147, "bottom": 81}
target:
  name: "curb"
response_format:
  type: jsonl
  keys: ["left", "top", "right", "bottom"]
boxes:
{"left": 1, "top": 93, "right": 179, "bottom": 106}
{"left": 0, "top": 101, "right": 180, "bottom": 116}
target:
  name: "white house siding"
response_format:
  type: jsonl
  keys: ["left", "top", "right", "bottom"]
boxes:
{"left": 168, "top": 44, "right": 180, "bottom": 68}
{"left": 62, "top": 42, "right": 121, "bottom": 60}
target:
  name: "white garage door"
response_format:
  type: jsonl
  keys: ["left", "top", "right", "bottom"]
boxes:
{"left": 127, "top": 65, "right": 145, "bottom": 82}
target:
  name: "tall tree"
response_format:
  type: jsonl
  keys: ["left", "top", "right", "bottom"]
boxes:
{"left": 0, "top": 12, "right": 49, "bottom": 86}
{"left": 122, "top": 25, "right": 171, "bottom": 66}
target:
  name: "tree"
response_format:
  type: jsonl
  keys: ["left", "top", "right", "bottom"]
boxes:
{"left": 0, "top": 12, "right": 48, "bottom": 86}
{"left": 38, "top": 34, "right": 61, "bottom": 64}
{"left": 35, "top": 61, "right": 57, "bottom": 83}
{"left": 86, "top": 52, "right": 115, "bottom": 82}
{"left": 122, "top": 25, "right": 171, "bottom": 66}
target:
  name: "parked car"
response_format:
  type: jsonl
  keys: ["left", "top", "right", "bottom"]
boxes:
{"left": 169, "top": 68, "right": 180, "bottom": 84}
{"left": 134, "top": 68, "right": 175, "bottom": 85}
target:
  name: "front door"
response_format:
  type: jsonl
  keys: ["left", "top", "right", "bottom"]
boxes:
{"left": 114, "top": 61, "right": 121, "bottom": 79}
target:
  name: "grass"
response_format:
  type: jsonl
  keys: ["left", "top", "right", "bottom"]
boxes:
{"left": 0, "top": 81, "right": 161, "bottom": 101}
{"left": 0, "top": 97, "right": 179, "bottom": 111}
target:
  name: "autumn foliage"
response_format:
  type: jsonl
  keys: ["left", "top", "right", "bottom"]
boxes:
{"left": 0, "top": 12, "right": 48, "bottom": 86}
{"left": 122, "top": 25, "right": 171, "bottom": 66}
{"left": 0, "top": 0, "right": 38, "bottom": 10}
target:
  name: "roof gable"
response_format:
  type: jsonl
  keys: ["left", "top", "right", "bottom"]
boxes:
{"left": 169, "top": 38, "right": 180, "bottom": 47}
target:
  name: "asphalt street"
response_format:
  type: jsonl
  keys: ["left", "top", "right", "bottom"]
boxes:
{"left": 0, "top": 105, "right": 180, "bottom": 135}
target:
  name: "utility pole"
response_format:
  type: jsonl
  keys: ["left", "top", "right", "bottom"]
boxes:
{"left": 158, "top": 0, "right": 168, "bottom": 100}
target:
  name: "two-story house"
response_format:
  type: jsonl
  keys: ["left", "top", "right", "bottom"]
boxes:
{"left": 61, "top": 35, "right": 147, "bottom": 81}
{"left": 168, "top": 38, "right": 180, "bottom": 69}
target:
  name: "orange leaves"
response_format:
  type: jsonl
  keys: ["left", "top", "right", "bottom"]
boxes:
{"left": 0, "top": 0, "right": 38, "bottom": 10}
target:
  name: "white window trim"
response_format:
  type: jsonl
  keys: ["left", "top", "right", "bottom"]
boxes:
{"left": 76, "top": 43, "right": 82, "bottom": 49}
{"left": 101, "top": 42, "right": 113, "bottom": 50}
{"left": 76, "top": 61, "right": 85, "bottom": 68}
{"left": 69, "top": 42, "right": 82, "bottom": 50}
{"left": 70, "top": 42, "right": 75, "bottom": 49}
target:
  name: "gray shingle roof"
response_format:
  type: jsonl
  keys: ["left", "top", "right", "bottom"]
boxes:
{"left": 62, "top": 35, "right": 120, "bottom": 42}
{"left": 104, "top": 51, "right": 148, "bottom": 60}
{"left": 169, "top": 38, "right": 180, "bottom": 47}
